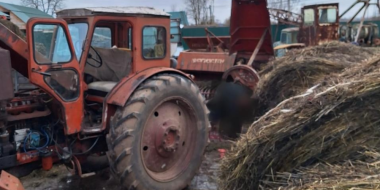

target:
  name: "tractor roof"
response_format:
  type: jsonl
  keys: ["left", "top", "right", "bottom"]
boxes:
{"left": 56, "top": 7, "right": 170, "bottom": 18}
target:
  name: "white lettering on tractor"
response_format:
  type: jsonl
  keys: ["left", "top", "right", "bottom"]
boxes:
{"left": 192, "top": 58, "right": 225, "bottom": 64}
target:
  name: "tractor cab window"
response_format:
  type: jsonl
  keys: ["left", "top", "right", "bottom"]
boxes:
{"left": 33, "top": 24, "right": 72, "bottom": 64}
{"left": 143, "top": 26, "right": 166, "bottom": 59}
{"left": 91, "top": 27, "right": 112, "bottom": 48}
{"left": 281, "top": 32, "right": 290, "bottom": 44}
{"left": 304, "top": 9, "right": 315, "bottom": 25}
{"left": 319, "top": 8, "right": 337, "bottom": 24}
{"left": 68, "top": 23, "right": 88, "bottom": 61}
{"left": 84, "top": 22, "right": 133, "bottom": 83}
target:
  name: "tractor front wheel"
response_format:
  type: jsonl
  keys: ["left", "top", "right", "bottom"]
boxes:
{"left": 107, "top": 74, "right": 209, "bottom": 190}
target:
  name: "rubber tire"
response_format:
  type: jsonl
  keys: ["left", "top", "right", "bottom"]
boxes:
{"left": 106, "top": 73, "right": 209, "bottom": 190}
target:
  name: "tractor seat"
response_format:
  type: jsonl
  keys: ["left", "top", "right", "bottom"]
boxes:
{"left": 87, "top": 81, "right": 117, "bottom": 97}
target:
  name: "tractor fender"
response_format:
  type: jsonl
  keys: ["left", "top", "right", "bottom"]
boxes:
{"left": 106, "top": 67, "right": 193, "bottom": 107}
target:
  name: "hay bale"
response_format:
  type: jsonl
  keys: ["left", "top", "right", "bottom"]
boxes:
{"left": 263, "top": 154, "right": 380, "bottom": 189}
{"left": 253, "top": 42, "right": 380, "bottom": 120}
{"left": 219, "top": 56, "right": 380, "bottom": 190}
{"left": 0, "top": 19, "right": 25, "bottom": 40}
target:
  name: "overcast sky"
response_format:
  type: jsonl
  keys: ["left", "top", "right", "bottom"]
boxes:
{"left": 2, "top": 0, "right": 379, "bottom": 23}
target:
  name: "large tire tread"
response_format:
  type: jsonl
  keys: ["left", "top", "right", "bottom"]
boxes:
{"left": 106, "top": 73, "right": 208, "bottom": 190}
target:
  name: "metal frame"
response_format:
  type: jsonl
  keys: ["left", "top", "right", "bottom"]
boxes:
{"left": 340, "top": 0, "right": 380, "bottom": 43}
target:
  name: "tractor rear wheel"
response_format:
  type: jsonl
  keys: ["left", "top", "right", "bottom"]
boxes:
{"left": 106, "top": 74, "right": 209, "bottom": 190}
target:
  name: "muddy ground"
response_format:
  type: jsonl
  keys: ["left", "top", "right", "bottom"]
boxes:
{"left": 20, "top": 142, "right": 229, "bottom": 190}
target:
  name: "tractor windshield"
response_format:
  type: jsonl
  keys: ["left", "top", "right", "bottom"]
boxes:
{"left": 67, "top": 23, "right": 89, "bottom": 61}
{"left": 319, "top": 8, "right": 337, "bottom": 24}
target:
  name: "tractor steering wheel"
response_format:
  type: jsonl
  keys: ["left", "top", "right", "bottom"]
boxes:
{"left": 86, "top": 46, "right": 103, "bottom": 68}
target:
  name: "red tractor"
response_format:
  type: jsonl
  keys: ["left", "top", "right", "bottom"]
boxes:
{"left": 0, "top": 7, "right": 208, "bottom": 190}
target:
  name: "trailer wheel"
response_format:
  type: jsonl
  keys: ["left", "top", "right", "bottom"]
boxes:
{"left": 106, "top": 74, "right": 209, "bottom": 190}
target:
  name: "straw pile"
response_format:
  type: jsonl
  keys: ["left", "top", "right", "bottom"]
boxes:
{"left": 0, "top": 19, "right": 48, "bottom": 56}
{"left": 0, "top": 19, "right": 26, "bottom": 40}
{"left": 219, "top": 55, "right": 380, "bottom": 189}
{"left": 253, "top": 42, "right": 380, "bottom": 119}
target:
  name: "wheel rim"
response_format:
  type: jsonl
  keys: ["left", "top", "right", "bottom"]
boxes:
{"left": 141, "top": 97, "right": 198, "bottom": 182}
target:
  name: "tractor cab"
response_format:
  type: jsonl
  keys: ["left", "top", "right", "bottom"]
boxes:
{"left": 0, "top": 7, "right": 209, "bottom": 189}
{"left": 26, "top": 7, "right": 172, "bottom": 134}
{"left": 56, "top": 7, "right": 171, "bottom": 93}
{"left": 273, "top": 27, "right": 300, "bottom": 57}
{"left": 298, "top": 3, "right": 339, "bottom": 46}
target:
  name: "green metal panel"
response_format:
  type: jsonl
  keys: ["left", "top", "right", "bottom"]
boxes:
{"left": 270, "top": 24, "right": 292, "bottom": 42}
{"left": 182, "top": 26, "right": 230, "bottom": 37}
{"left": 168, "top": 11, "right": 190, "bottom": 26}
{"left": 0, "top": 2, "right": 52, "bottom": 23}
{"left": 180, "top": 21, "right": 380, "bottom": 50}
{"left": 181, "top": 24, "right": 291, "bottom": 50}
{"left": 170, "top": 19, "right": 181, "bottom": 43}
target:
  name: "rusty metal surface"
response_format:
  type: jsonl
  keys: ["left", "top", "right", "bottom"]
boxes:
{"left": 141, "top": 98, "right": 197, "bottom": 181}
{"left": 229, "top": 0, "right": 274, "bottom": 62}
{"left": 16, "top": 146, "right": 60, "bottom": 165}
{"left": 56, "top": 7, "right": 170, "bottom": 18}
{"left": 0, "top": 48, "right": 14, "bottom": 101}
{"left": 248, "top": 28, "right": 269, "bottom": 67}
{"left": 268, "top": 8, "right": 302, "bottom": 26}
{"left": 7, "top": 109, "right": 51, "bottom": 122}
{"left": 106, "top": 67, "right": 192, "bottom": 107}
{"left": 183, "top": 36, "right": 230, "bottom": 50}
{"left": 0, "top": 22, "right": 29, "bottom": 77}
{"left": 0, "top": 171, "right": 24, "bottom": 190}
{"left": 177, "top": 52, "right": 236, "bottom": 73}
{"left": 222, "top": 65, "right": 260, "bottom": 93}
{"left": 298, "top": 3, "right": 339, "bottom": 46}
{"left": 90, "top": 68, "right": 193, "bottom": 134}
{"left": 26, "top": 18, "right": 84, "bottom": 135}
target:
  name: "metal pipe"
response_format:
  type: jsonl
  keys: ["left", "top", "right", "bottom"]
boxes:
{"left": 340, "top": 1, "right": 360, "bottom": 19}
{"left": 355, "top": 2, "right": 370, "bottom": 43}
{"left": 348, "top": 4, "right": 366, "bottom": 24}
{"left": 248, "top": 27, "right": 268, "bottom": 67}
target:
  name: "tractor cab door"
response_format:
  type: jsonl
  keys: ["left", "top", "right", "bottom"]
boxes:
{"left": 298, "top": 4, "right": 339, "bottom": 46}
{"left": 316, "top": 5, "right": 339, "bottom": 43}
{"left": 298, "top": 7, "right": 317, "bottom": 46}
{"left": 26, "top": 18, "right": 84, "bottom": 135}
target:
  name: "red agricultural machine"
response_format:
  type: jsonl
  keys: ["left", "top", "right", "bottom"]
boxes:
{"left": 177, "top": 0, "right": 273, "bottom": 139}
{"left": 0, "top": 1, "right": 273, "bottom": 190}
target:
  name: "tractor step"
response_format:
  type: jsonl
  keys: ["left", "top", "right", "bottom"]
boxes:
{"left": 0, "top": 171, "right": 24, "bottom": 190}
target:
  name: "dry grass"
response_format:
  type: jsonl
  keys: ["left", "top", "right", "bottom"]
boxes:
{"left": 0, "top": 19, "right": 26, "bottom": 40}
{"left": 219, "top": 46, "right": 380, "bottom": 190}
{"left": 252, "top": 42, "right": 380, "bottom": 120}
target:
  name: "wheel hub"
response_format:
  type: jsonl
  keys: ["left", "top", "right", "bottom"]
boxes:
{"left": 141, "top": 100, "right": 197, "bottom": 181}
{"left": 161, "top": 126, "right": 180, "bottom": 153}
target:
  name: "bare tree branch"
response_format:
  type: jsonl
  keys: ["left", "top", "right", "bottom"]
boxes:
{"left": 183, "top": 0, "right": 210, "bottom": 25}
{"left": 20, "top": 0, "right": 65, "bottom": 16}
